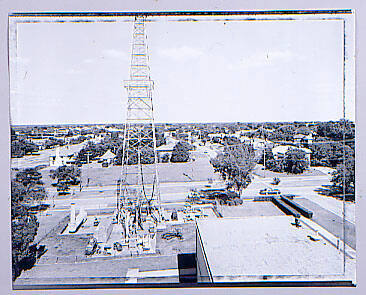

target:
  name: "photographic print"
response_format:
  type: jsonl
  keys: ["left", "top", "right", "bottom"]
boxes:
{"left": 8, "top": 10, "right": 356, "bottom": 289}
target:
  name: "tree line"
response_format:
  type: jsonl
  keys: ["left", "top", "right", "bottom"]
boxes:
{"left": 11, "top": 168, "right": 48, "bottom": 280}
{"left": 75, "top": 135, "right": 194, "bottom": 165}
{"left": 259, "top": 147, "right": 308, "bottom": 174}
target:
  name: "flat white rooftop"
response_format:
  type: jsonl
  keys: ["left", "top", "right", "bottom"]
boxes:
{"left": 197, "top": 216, "right": 354, "bottom": 282}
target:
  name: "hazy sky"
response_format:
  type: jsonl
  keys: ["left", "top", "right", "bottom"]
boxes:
{"left": 10, "top": 15, "right": 355, "bottom": 125}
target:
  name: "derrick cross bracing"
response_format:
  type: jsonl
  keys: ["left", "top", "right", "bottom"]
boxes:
{"left": 117, "top": 15, "right": 161, "bottom": 231}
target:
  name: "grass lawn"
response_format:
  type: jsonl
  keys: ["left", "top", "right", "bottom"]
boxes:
{"left": 80, "top": 157, "right": 220, "bottom": 187}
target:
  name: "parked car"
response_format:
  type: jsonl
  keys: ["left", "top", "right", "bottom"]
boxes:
{"left": 259, "top": 188, "right": 281, "bottom": 195}
{"left": 171, "top": 210, "right": 178, "bottom": 221}
{"left": 113, "top": 242, "right": 122, "bottom": 251}
{"left": 93, "top": 217, "right": 100, "bottom": 226}
{"left": 272, "top": 177, "right": 281, "bottom": 185}
{"left": 85, "top": 238, "right": 97, "bottom": 255}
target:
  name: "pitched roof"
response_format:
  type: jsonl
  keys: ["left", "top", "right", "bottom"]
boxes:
{"left": 100, "top": 149, "right": 116, "bottom": 160}
{"left": 156, "top": 142, "right": 176, "bottom": 151}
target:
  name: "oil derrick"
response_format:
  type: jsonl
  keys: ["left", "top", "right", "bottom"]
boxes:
{"left": 117, "top": 16, "right": 161, "bottom": 237}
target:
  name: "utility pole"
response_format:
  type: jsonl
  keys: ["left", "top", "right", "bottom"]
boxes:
{"left": 86, "top": 151, "right": 92, "bottom": 187}
{"left": 263, "top": 144, "right": 266, "bottom": 179}
{"left": 262, "top": 124, "right": 266, "bottom": 179}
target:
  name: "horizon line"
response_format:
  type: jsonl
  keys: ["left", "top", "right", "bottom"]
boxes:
{"left": 10, "top": 118, "right": 353, "bottom": 127}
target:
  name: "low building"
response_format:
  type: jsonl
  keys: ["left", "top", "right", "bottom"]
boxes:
{"left": 99, "top": 149, "right": 116, "bottom": 166}
{"left": 196, "top": 216, "right": 355, "bottom": 283}
{"left": 88, "top": 134, "right": 105, "bottom": 144}
{"left": 294, "top": 133, "right": 313, "bottom": 145}
{"left": 156, "top": 139, "right": 178, "bottom": 161}
{"left": 49, "top": 146, "right": 75, "bottom": 167}
{"left": 207, "top": 133, "right": 226, "bottom": 140}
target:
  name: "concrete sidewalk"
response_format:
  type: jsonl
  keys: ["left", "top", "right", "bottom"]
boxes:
{"left": 295, "top": 198, "right": 356, "bottom": 250}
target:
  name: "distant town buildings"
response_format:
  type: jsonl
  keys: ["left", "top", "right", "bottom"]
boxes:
{"left": 294, "top": 133, "right": 313, "bottom": 145}
{"left": 49, "top": 146, "right": 75, "bottom": 167}
{"left": 156, "top": 138, "right": 178, "bottom": 161}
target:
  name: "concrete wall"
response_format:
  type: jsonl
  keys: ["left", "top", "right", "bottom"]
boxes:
{"left": 196, "top": 225, "right": 212, "bottom": 282}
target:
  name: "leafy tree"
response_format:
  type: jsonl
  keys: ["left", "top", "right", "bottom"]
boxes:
{"left": 316, "top": 120, "right": 354, "bottom": 141}
{"left": 264, "top": 147, "right": 308, "bottom": 174}
{"left": 11, "top": 180, "right": 27, "bottom": 211}
{"left": 211, "top": 144, "right": 256, "bottom": 194}
{"left": 283, "top": 148, "right": 308, "bottom": 174}
{"left": 44, "top": 138, "right": 65, "bottom": 149}
{"left": 222, "top": 136, "right": 241, "bottom": 146}
{"left": 139, "top": 147, "right": 155, "bottom": 164}
{"left": 50, "top": 165, "right": 81, "bottom": 185}
{"left": 114, "top": 146, "right": 124, "bottom": 165}
{"left": 23, "top": 184, "right": 47, "bottom": 205}
{"left": 310, "top": 140, "right": 354, "bottom": 168}
{"left": 330, "top": 155, "right": 355, "bottom": 201}
{"left": 115, "top": 146, "right": 155, "bottom": 165}
{"left": 11, "top": 139, "right": 38, "bottom": 158}
{"left": 12, "top": 212, "right": 38, "bottom": 280}
{"left": 15, "top": 168, "right": 43, "bottom": 187}
{"left": 155, "top": 132, "right": 166, "bottom": 147}
{"left": 160, "top": 153, "right": 170, "bottom": 163}
{"left": 211, "top": 136, "right": 221, "bottom": 144}
{"left": 11, "top": 177, "right": 42, "bottom": 280}
{"left": 56, "top": 182, "right": 70, "bottom": 195}
{"left": 170, "top": 141, "right": 191, "bottom": 163}
{"left": 265, "top": 150, "right": 286, "bottom": 173}
{"left": 268, "top": 125, "right": 296, "bottom": 141}
{"left": 69, "top": 135, "right": 87, "bottom": 145}
{"left": 76, "top": 141, "right": 106, "bottom": 163}
{"left": 249, "top": 128, "right": 271, "bottom": 140}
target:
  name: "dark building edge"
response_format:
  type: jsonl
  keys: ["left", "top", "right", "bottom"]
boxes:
{"left": 13, "top": 280, "right": 355, "bottom": 290}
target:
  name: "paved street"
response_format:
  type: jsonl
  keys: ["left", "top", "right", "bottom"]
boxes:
{"left": 245, "top": 170, "right": 355, "bottom": 224}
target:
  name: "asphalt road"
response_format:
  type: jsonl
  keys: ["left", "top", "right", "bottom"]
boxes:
{"left": 245, "top": 173, "right": 355, "bottom": 224}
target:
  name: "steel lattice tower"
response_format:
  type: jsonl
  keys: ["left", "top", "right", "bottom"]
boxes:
{"left": 117, "top": 16, "right": 161, "bottom": 230}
